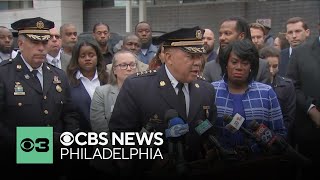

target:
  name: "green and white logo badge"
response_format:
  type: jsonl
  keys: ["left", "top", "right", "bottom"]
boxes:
{"left": 16, "top": 127, "right": 53, "bottom": 164}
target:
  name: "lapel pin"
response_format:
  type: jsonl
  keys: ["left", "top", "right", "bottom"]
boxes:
{"left": 195, "top": 83, "right": 200, "bottom": 88}
{"left": 24, "top": 74, "right": 30, "bottom": 79}
{"left": 160, "top": 81, "right": 166, "bottom": 87}
{"left": 53, "top": 76, "right": 61, "bottom": 84}
{"left": 56, "top": 85, "right": 62, "bottom": 93}
{"left": 47, "top": 66, "right": 51, "bottom": 70}
{"left": 203, "top": 106, "right": 210, "bottom": 119}
{"left": 16, "top": 64, "right": 22, "bottom": 70}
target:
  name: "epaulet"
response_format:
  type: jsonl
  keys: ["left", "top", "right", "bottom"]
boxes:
{"left": 197, "top": 74, "right": 206, "bottom": 81}
{"left": 135, "top": 69, "right": 157, "bottom": 77}
{"left": 0, "top": 58, "right": 13, "bottom": 66}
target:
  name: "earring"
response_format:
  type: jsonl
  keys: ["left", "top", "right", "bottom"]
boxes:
{"left": 250, "top": 69, "right": 252, "bottom": 72}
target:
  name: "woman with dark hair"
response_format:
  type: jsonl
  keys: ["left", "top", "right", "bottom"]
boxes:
{"left": 67, "top": 38, "right": 108, "bottom": 132}
{"left": 148, "top": 43, "right": 165, "bottom": 70}
{"left": 212, "top": 39, "right": 286, "bottom": 155}
{"left": 273, "top": 32, "right": 290, "bottom": 50}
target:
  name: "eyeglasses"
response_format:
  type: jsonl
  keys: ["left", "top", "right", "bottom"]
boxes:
{"left": 49, "top": 35, "right": 61, "bottom": 39}
{"left": 115, "top": 63, "right": 137, "bottom": 70}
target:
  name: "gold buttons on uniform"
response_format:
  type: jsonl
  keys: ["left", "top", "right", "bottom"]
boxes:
{"left": 44, "top": 110, "right": 49, "bottom": 115}
{"left": 43, "top": 95, "right": 47, "bottom": 100}
{"left": 18, "top": 102, "right": 22, "bottom": 106}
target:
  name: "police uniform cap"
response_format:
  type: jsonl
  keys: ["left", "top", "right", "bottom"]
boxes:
{"left": 11, "top": 17, "right": 54, "bottom": 41}
{"left": 154, "top": 26, "right": 206, "bottom": 54}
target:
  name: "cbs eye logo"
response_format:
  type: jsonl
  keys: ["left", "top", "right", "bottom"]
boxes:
{"left": 60, "top": 132, "right": 74, "bottom": 146}
{"left": 20, "top": 138, "right": 50, "bottom": 152}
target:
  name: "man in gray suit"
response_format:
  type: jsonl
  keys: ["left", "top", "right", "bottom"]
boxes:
{"left": 46, "top": 27, "right": 70, "bottom": 72}
{"left": 203, "top": 17, "right": 270, "bottom": 83}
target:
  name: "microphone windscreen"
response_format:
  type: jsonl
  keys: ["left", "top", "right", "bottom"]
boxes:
{"left": 168, "top": 117, "right": 184, "bottom": 127}
{"left": 164, "top": 109, "right": 179, "bottom": 122}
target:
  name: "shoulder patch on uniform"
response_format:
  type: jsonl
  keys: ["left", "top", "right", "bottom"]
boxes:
{"left": 0, "top": 59, "right": 13, "bottom": 66}
{"left": 135, "top": 69, "right": 157, "bottom": 77}
{"left": 197, "top": 74, "right": 206, "bottom": 81}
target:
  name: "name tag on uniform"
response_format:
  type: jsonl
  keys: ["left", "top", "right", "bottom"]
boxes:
{"left": 14, "top": 82, "right": 25, "bottom": 96}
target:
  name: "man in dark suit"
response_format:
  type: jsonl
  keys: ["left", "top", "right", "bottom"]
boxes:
{"left": 279, "top": 17, "right": 310, "bottom": 77}
{"left": 203, "top": 17, "right": 270, "bottom": 84}
{"left": 286, "top": 33, "right": 320, "bottom": 179}
{"left": 109, "top": 26, "right": 217, "bottom": 177}
{"left": 0, "top": 17, "right": 79, "bottom": 178}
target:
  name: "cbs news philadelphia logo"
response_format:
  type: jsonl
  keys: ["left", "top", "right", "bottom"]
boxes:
{"left": 16, "top": 127, "right": 53, "bottom": 164}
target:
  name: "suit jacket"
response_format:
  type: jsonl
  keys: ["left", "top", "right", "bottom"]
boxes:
{"left": 109, "top": 65, "right": 217, "bottom": 161}
{"left": 279, "top": 48, "right": 290, "bottom": 77}
{"left": 203, "top": 58, "right": 270, "bottom": 84}
{"left": 286, "top": 37, "right": 320, "bottom": 162}
{"left": 90, "top": 84, "right": 119, "bottom": 133}
{"left": 272, "top": 75, "right": 296, "bottom": 130}
{"left": 60, "top": 52, "right": 71, "bottom": 72}
{"left": 89, "top": 84, "right": 119, "bottom": 174}
{"left": 70, "top": 81, "right": 93, "bottom": 132}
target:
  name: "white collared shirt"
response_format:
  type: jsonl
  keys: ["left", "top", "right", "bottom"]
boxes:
{"left": 46, "top": 50, "right": 61, "bottom": 69}
{"left": 21, "top": 54, "right": 44, "bottom": 89}
{"left": 165, "top": 65, "right": 190, "bottom": 116}
{"left": 76, "top": 70, "right": 100, "bottom": 99}
{"left": 289, "top": 47, "right": 292, "bottom": 57}
{"left": 0, "top": 50, "right": 18, "bottom": 63}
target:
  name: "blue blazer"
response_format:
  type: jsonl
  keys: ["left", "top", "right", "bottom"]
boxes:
{"left": 71, "top": 81, "right": 92, "bottom": 131}
{"left": 279, "top": 48, "right": 290, "bottom": 77}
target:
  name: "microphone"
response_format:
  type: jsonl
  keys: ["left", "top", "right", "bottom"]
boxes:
{"left": 248, "top": 120, "right": 312, "bottom": 165}
{"left": 194, "top": 119, "right": 237, "bottom": 159}
{"left": 164, "top": 109, "right": 189, "bottom": 176}
{"left": 223, "top": 114, "right": 257, "bottom": 139}
{"left": 139, "top": 120, "right": 155, "bottom": 147}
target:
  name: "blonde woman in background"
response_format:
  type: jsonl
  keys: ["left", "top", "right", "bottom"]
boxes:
{"left": 89, "top": 50, "right": 140, "bottom": 176}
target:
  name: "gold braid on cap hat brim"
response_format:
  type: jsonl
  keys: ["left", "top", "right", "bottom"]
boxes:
{"left": 168, "top": 41, "right": 204, "bottom": 47}
{"left": 25, "top": 34, "right": 50, "bottom": 41}
{"left": 19, "top": 29, "right": 50, "bottom": 34}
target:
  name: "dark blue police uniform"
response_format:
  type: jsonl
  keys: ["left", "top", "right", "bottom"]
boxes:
{"left": 0, "top": 17, "right": 79, "bottom": 179}
{"left": 109, "top": 26, "right": 218, "bottom": 177}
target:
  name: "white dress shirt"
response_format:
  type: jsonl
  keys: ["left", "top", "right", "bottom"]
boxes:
{"left": 46, "top": 51, "right": 62, "bottom": 69}
{"left": 165, "top": 65, "right": 190, "bottom": 116}
{"left": 21, "top": 54, "right": 44, "bottom": 89}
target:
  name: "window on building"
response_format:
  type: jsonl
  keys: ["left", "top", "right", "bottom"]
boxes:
{"left": 0, "top": 0, "right": 33, "bottom": 11}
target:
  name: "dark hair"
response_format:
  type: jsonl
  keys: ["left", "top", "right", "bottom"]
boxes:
{"left": 220, "top": 16, "right": 252, "bottom": 40}
{"left": 134, "top": 21, "right": 152, "bottom": 32}
{"left": 67, "top": 39, "right": 108, "bottom": 87}
{"left": 92, "top": 22, "right": 110, "bottom": 33}
{"left": 219, "top": 39, "right": 259, "bottom": 82}
{"left": 259, "top": 46, "right": 280, "bottom": 59}
{"left": 286, "top": 17, "right": 309, "bottom": 30}
{"left": 275, "top": 32, "right": 290, "bottom": 50}
{"left": 148, "top": 43, "right": 164, "bottom": 70}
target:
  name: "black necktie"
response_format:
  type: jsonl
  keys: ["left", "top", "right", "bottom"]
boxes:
{"left": 32, "top": 69, "right": 42, "bottom": 90}
{"left": 177, "top": 82, "right": 187, "bottom": 118}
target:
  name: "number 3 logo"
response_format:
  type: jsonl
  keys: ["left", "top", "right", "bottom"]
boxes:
{"left": 20, "top": 138, "right": 49, "bottom": 152}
